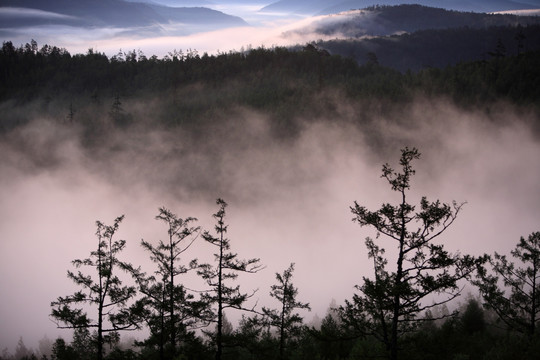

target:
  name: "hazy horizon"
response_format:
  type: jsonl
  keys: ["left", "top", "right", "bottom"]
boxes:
{"left": 2, "top": 0, "right": 540, "bottom": 58}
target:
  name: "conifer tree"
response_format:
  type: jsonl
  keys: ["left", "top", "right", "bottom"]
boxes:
{"left": 50, "top": 216, "right": 140, "bottom": 360}
{"left": 474, "top": 231, "right": 540, "bottom": 337}
{"left": 132, "top": 207, "right": 210, "bottom": 359}
{"left": 198, "top": 198, "right": 263, "bottom": 360}
{"left": 262, "top": 263, "right": 310, "bottom": 360}
{"left": 341, "top": 147, "right": 477, "bottom": 360}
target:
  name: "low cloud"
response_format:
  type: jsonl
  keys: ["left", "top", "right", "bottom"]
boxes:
{"left": 0, "top": 12, "right": 345, "bottom": 57}
{"left": 0, "top": 94, "right": 539, "bottom": 351}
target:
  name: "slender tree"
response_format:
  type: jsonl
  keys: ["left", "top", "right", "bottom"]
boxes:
{"left": 262, "top": 263, "right": 310, "bottom": 360}
{"left": 474, "top": 231, "right": 540, "bottom": 337}
{"left": 198, "top": 198, "right": 264, "bottom": 360}
{"left": 341, "top": 147, "right": 477, "bottom": 360}
{"left": 132, "top": 207, "right": 209, "bottom": 359}
{"left": 50, "top": 216, "right": 140, "bottom": 360}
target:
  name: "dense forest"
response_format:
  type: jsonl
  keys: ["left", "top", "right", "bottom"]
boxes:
{"left": 1, "top": 19, "right": 540, "bottom": 359}
{"left": 2, "top": 33, "right": 540, "bottom": 137}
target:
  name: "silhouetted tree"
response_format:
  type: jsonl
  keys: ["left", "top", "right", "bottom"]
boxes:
{"left": 132, "top": 207, "right": 210, "bottom": 359}
{"left": 459, "top": 297, "right": 486, "bottom": 335}
{"left": 51, "top": 338, "right": 77, "bottom": 360}
{"left": 197, "top": 198, "right": 263, "bottom": 360}
{"left": 262, "top": 263, "right": 310, "bottom": 360}
{"left": 314, "top": 303, "right": 355, "bottom": 360}
{"left": 50, "top": 216, "right": 141, "bottom": 360}
{"left": 341, "top": 147, "right": 477, "bottom": 360}
{"left": 474, "top": 231, "right": 540, "bottom": 337}
{"left": 71, "top": 327, "right": 94, "bottom": 360}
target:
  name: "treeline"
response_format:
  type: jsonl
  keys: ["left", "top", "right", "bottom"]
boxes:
{"left": 1, "top": 37, "right": 540, "bottom": 133}
{"left": 5, "top": 297, "right": 540, "bottom": 360}
{"left": 2, "top": 149, "right": 540, "bottom": 360}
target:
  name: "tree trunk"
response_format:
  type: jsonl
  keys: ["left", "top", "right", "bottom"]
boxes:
{"left": 279, "top": 300, "right": 286, "bottom": 360}
{"left": 531, "top": 260, "right": 537, "bottom": 337}
{"left": 216, "top": 230, "right": 224, "bottom": 360}
{"left": 160, "top": 294, "right": 165, "bottom": 360}
{"left": 97, "top": 313, "right": 103, "bottom": 360}
{"left": 390, "top": 192, "right": 408, "bottom": 360}
{"left": 170, "top": 230, "right": 176, "bottom": 357}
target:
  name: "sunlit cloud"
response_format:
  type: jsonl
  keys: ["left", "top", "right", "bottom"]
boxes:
{"left": 8, "top": 15, "right": 341, "bottom": 57}
{"left": 0, "top": 7, "right": 351, "bottom": 57}
{"left": 491, "top": 9, "right": 540, "bottom": 15}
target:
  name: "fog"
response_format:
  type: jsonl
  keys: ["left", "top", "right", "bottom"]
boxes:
{"left": 0, "top": 95, "right": 539, "bottom": 352}
{"left": 0, "top": 6, "right": 340, "bottom": 58}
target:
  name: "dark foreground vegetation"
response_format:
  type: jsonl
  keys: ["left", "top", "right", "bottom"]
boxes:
{"left": 1, "top": 34, "right": 540, "bottom": 359}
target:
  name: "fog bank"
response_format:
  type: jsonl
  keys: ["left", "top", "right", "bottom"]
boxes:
{"left": 0, "top": 97, "right": 539, "bottom": 352}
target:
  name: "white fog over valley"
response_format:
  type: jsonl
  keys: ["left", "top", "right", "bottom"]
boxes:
{"left": 1, "top": 97, "right": 539, "bottom": 352}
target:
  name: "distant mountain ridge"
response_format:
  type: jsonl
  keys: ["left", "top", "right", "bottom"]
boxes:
{"left": 295, "top": 4, "right": 540, "bottom": 38}
{"left": 298, "top": 5, "right": 540, "bottom": 72}
{"left": 261, "top": 0, "right": 540, "bottom": 15}
{"left": 0, "top": 0, "right": 247, "bottom": 30}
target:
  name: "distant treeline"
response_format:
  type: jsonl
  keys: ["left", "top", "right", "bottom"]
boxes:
{"left": 1, "top": 35, "right": 539, "bottom": 134}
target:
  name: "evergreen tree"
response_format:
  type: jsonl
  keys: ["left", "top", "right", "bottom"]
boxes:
{"left": 262, "top": 263, "right": 310, "bottom": 360}
{"left": 341, "top": 147, "right": 478, "bottom": 360}
{"left": 197, "top": 198, "right": 263, "bottom": 360}
{"left": 51, "top": 338, "right": 77, "bottom": 360}
{"left": 474, "top": 231, "right": 540, "bottom": 337}
{"left": 50, "top": 216, "right": 141, "bottom": 360}
{"left": 132, "top": 207, "right": 210, "bottom": 359}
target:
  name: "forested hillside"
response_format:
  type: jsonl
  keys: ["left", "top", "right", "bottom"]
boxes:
{"left": 1, "top": 38, "right": 539, "bottom": 136}
{"left": 262, "top": 0, "right": 540, "bottom": 15}
{"left": 290, "top": 5, "right": 540, "bottom": 71}
{"left": 298, "top": 4, "right": 540, "bottom": 37}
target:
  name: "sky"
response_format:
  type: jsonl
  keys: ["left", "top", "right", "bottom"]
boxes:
{"left": 1, "top": 0, "right": 540, "bottom": 355}
{"left": 2, "top": 1, "right": 540, "bottom": 58}
{"left": 0, "top": 1, "right": 328, "bottom": 58}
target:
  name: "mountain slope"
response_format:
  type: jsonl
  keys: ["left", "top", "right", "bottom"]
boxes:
{"left": 0, "top": 0, "right": 247, "bottom": 29}
{"left": 261, "top": 0, "right": 540, "bottom": 15}
{"left": 287, "top": 5, "right": 540, "bottom": 72}
{"left": 313, "top": 24, "right": 540, "bottom": 72}
{"left": 297, "top": 4, "right": 540, "bottom": 38}
{"left": 320, "top": 0, "right": 540, "bottom": 15}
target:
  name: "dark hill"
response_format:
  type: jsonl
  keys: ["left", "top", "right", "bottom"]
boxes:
{"left": 298, "top": 4, "right": 540, "bottom": 38}
{"left": 261, "top": 0, "right": 540, "bottom": 15}
{"left": 313, "top": 24, "right": 540, "bottom": 72}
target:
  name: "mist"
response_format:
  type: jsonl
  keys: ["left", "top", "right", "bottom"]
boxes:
{"left": 0, "top": 92, "right": 539, "bottom": 352}
{"left": 0, "top": 8, "right": 341, "bottom": 58}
